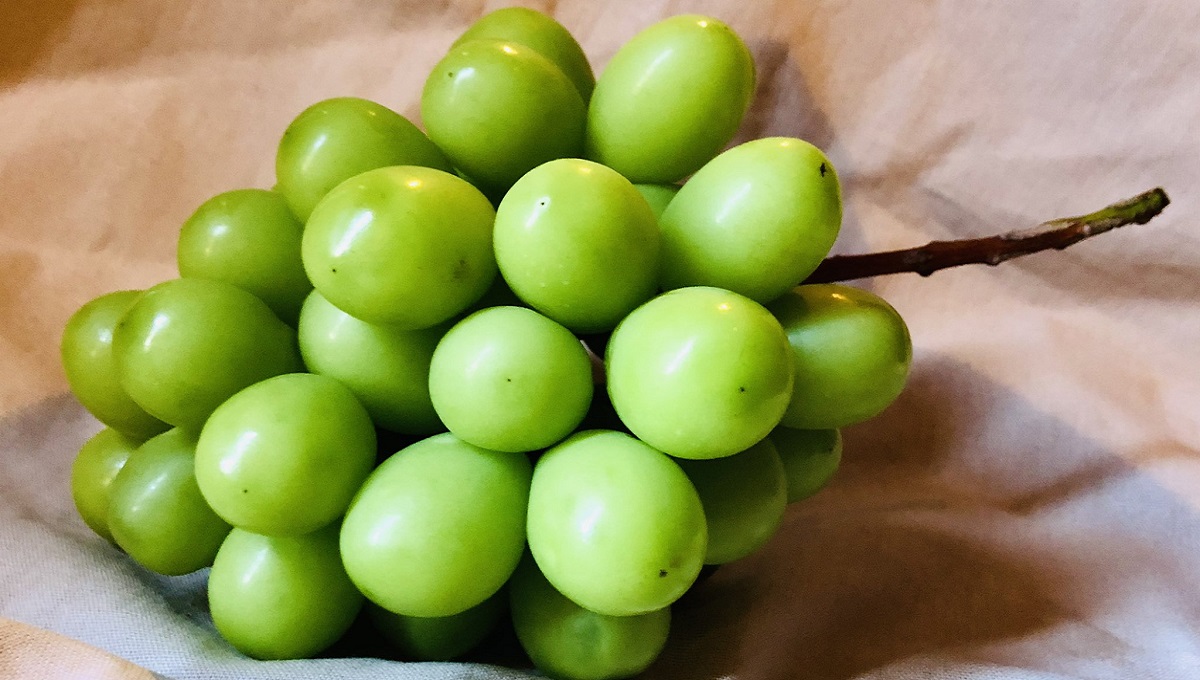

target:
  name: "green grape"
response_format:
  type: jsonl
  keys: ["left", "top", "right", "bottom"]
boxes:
{"left": 428, "top": 307, "right": 592, "bottom": 452}
{"left": 585, "top": 15, "right": 755, "bottom": 183}
{"left": 60, "top": 291, "right": 169, "bottom": 439}
{"left": 367, "top": 592, "right": 504, "bottom": 662}
{"left": 659, "top": 137, "right": 842, "bottom": 303}
{"left": 632, "top": 183, "right": 679, "bottom": 220}
{"left": 70, "top": 427, "right": 141, "bottom": 543}
{"left": 208, "top": 525, "right": 363, "bottom": 660}
{"left": 493, "top": 159, "right": 660, "bottom": 333}
{"left": 107, "top": 428, "right": 230, "bottom": 575}
{"left": 297, "top": 290, "right": 444, "bottom": 435}
{"left": 194, "top": 373, "right": 376, "bottom": 536}
{"left": 510, "top": 554, "right": 670, "bottom": 680}
{"left": 605, "top": 287, "right": 794, "bottom": 460}
{"left": 452, "top": 6, "right": 595, "bottom": 101}
{"left": 769, "top": 427, "right": 842, "bottom": 502}
{"left": 421, "top": 40, "right": 585, "bottom": 194}
{"left": 111, "top": 278, "right": 302, "bottom": 429}
{"left": 275, "top": 97, "right": 452, "bottom": 222}
{"left": 526, "top": 430, "right": 706, "bottom": 616}
{"left": 302, "top": 166, "right": 497, "bottom": 328}
{"left": 676, "top": 439, "right": 787, "bottom": 565}
{"left": 768, "top": 284, "right": 912, "bottom": 429}
{"left": 340, "top": 433, "right": 531, "bottom": 617}
{"left": 177, "top": 188, "right": 311, "bottom": 325}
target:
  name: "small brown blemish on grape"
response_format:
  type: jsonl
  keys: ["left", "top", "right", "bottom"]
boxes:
{"left": 448, "top": 72, "right": 455, "bottom": 78}
{"left": 738, "top": 386, "right": 746, "bottom": 393}
{"left": 242, "top": 489, "right": 248, "bottom": 494}
{"left": 453, "top": 258, "right": 470, "bottom": 281}
{"left": 506, "top": 377, "right": 512, "bottom": 383}
{"left": 331, "top": 268, "right": 338, "bottom": 274}
{"left": 658, "top": 569, "right": 668, "bottom": 578}
{"left": 819, "top": 162, "right": 828, "bottom": 177}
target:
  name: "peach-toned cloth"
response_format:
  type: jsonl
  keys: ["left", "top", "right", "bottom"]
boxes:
{"left": 2, "top": 1, "right": 1199, "bottom": 678}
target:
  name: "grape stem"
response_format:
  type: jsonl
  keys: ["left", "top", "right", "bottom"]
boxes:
{"left": 803, "top": 187, "right": 1171, "bottom": 284}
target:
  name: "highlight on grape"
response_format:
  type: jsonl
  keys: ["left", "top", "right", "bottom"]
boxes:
{"left": 61, "top": 7, "right": 911, "bottom": 678}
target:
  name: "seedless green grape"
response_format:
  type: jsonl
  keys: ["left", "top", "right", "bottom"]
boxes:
{"left": 111, "top": 278, "right": 302, "bottom": 429}
{"left": 275, "top": 97, "right": 453, "bottom": 222}
{"left": 422, "top": 40, "right": 585, "bottom": 194}
{"left": 659, "top": 137, "right": 842, "bottom": 303}
{"left": 606, "top": 287, "right": 794, "bottom": 460}
{"left": 194, "top": 373, "right": 376, "bottom": 535}
{"left": 208, "top": 525, "right": 363, "bottom": 660}
{"left": 429, "top": 306, "right": 592, "bottom": 452}
{"left": 510, "top": 554, "right": 671, "bottom": 680}
{"left": 177, "top": 188, "right": 311, "bottom": 325}
{"left": 453, "top": 7, "right": 595, "bottom": 100}
{"left": 526, "top": 430, "right": 706, "bottom": 616}
{"left": 107, "top": 428, "right": 231, "bottom": 575}
{"left": 586, "top": 15, "right": 755, "bottom": 183}
{"left": 340, "top": 433, "right": 531, "bottom": 617}
{"left": 302, "top": 166, "right": 497, "bottom": 328}
{"left": 70, "top": 427, "right": 141, "bottom": 543}
{"left": 769, "top": 284, "right": 912, "bottom": 429}
{"left": 494, "top": 159, "right": 660, "bottom": 333}
{"left": 298, "top": 290, "right": 445, "bottom": 435}
{"left": 769, "top": 427, "right": 842, "bottom": 502}
{"left": 61, "top": 290, "right": 168, "bottom": 439}
{"left": 676, "top": 439, "right": 788, "bottom": 564}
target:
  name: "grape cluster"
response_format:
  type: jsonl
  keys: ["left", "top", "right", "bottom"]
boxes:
{"left": 61, "top": 8, "right": 912, "bottom": 679}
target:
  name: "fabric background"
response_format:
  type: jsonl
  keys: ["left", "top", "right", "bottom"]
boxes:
{"left": 2, "top": 0, "right": 1199, "bottom": 678}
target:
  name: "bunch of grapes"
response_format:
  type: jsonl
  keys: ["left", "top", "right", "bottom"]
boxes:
{"left": 61, "top": 9, "right": 912, "bottom": 679}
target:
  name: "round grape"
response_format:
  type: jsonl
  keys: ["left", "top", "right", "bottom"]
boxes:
{"left": 61, "top": 290, "right": 168, "bottom": 439}
{"left": 527, "top": 430, "right": 706, "bottom": 616}
{"left": 302, "top": 166, "right": 497, "bottom": 328}
{"left": 605, "top": 287, "right": 794, "bottom": 460}
{"left": 194, "top": 373, "right": 376, "bottom": 536}
{"left": 275, "top": 97, "right": 452, "bottom": 222}
{"left": 177, "top": 188, "right": 311, "bottom": 325}
{"left": 768, "top": 284, "right": 912, "bottom": 429}
{"left": 453, "top": 7, "right": 594, "bottom": 101}
{"left": 494, "top": 159, "right": 660, "bottom": 333}
{"left": 70, "top": 427, "right": 141, "bottom": 543}
{"left": 769, "top": 426, "right": 842, "bottom": 502}
{"left": 659, "top": 137, "right": 842, "bottom": 303}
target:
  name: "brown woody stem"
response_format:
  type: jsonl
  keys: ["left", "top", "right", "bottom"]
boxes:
{"left": 803, "top": 187, "right": 1171, "bottom": 284}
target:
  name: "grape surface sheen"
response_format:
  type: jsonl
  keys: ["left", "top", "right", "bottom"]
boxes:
{"left": 526, "top": 430, "right": 707, "bottom": 616}
{"left": 606, "top": 287, "right": 794, "bottom": 460}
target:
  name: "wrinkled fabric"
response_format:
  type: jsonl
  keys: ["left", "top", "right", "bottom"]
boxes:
{"left": 2, "top": 1, "right": 1199, "bottom": 678}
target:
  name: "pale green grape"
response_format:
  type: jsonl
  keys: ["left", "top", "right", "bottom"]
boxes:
{"left": 453, "top": 6, "right": 594, "bottom": 100}
{"left": 421, "top": 40, "right": 585, "bottom": 194}
{"left": 297, "top": 290, "right": 445, "bottom": 435}
{"left": 340, "top": 433, "right": 531, "bottom": 617}
{"left": 526, "top": 430, "right": 706, "bottom": 616}
{"left": 61, "top": 290, "right": 168, "bottom": 439}
{"left": 194, "top": 373, "right": 376, "bottom": 536}
{"left": 70, "top": 427, "right": 141, "bottom": 543}
{"left": 111, "top": 278, "right": 302, "bottom": 429}
{"left": 605, "top": 287, "right": 794, "bottom": 460}
{"left": 676, "top": 439, "right": 787, "bottom": 564}
{"left": 494, "top": 159, "right": 660, "bottom": 333}
{"left": 769, "top": 284, "right": 912, "bottom": 428}
{"left": 428, "top": 306, "right": 592, "bottom": 453}
{"left": 177, "top": 188, "right": 310, "bottom": 325}
{"left": 302, "top": 166, "right": 497, "bottom": 328}
{"left": 107, "top": 428, "right": 231, "bottom": 575}
{"left": 275, "top": 97, "right": 452, "bottom": 222}
{"left": 510, "top": 554, "right": 670, "bottom": 680}
{"left": 769, "top": 427, "right": 842, "bottom": 502}
{"left": 208, "top": 525, "right": 363, "bottom": 660}
{"left": 586, "top": 15, "right": 755, "bottom": 183}
{"left": 659, "top": 137, "right": 842, "bottom": 303}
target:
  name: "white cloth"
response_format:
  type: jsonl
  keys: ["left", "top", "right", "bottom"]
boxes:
{"left": 2, "top": 1, "right": 1199, "bottom": 678}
